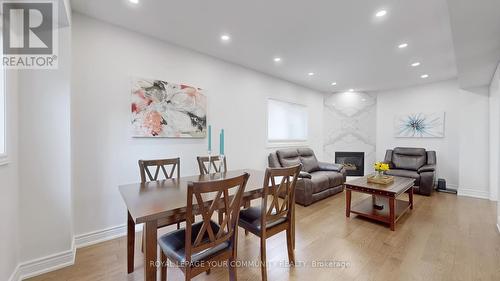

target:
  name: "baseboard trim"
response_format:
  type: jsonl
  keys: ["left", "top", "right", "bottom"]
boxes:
{"left": 17, "top": 244, "right": 75, "bottom": 280}
{"left": 457, "top": 188, "right": 490, "bottom": 200}
{"left": 8, "top": 264, "right": 20, "bottom": 281}
{"left": 75, "top": 224, "right": 127, "bottom": 248}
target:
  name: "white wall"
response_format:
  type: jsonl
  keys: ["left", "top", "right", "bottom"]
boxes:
{"left": 490, "top": 63, "right": 500, "bottom": 227}
{"left": 71, "top": 14, "right": 325, "bottom": 236}
{"left": 376, "top": 79, "right": 490, "bottom": 198}
{"left": 17, "top": 26, "right": 73, "bottom": 262}
{"left": 0, "top": 71, "right": 19, "bottom": 281}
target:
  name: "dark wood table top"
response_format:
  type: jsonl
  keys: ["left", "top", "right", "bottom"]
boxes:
{"left": 119, "top": 169, "right": 266, "bottom": 224}
{"left": 345, "top": 175, "right": 415, "bottom": 196}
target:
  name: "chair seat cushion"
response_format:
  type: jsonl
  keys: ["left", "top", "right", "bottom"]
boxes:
{"left": 239, "top": 207, "right": 287, "bottom": 233}
{"left": 158, "top": 220, "right": 230, "bottom": 263}
{"left": 385, "top": 169, "right": 420, "bottom": 186}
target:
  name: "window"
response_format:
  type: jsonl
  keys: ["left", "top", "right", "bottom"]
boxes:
{"left": 267, "top": 98, "right": 308, "bottom": 143}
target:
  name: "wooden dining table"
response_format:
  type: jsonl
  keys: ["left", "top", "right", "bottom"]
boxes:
{"left": 119, "top": 169, "right": 294, "bottom": 281}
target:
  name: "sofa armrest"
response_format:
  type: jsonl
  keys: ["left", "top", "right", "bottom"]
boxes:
{"left": 298, "top": 171, "right": 312, "bottom": 179}
{"left": 318, "top": 162, "right": 343, "bottom": 172}
{"left": 418, "top": 164, "right": 435, "bottom": 173}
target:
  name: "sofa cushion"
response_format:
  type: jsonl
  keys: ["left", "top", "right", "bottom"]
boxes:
{"left": 311, "top": 171, "right": 343, "bottom": 188}
{"left": 309, "top": 172, "right": 330, "bottom": 193}
{"left": 392, "top": 147, "right": 426, "bottom": 171}
{"left": 276, "top": 149, "right": 301, "bottom": 167}
{"left": 385, "top": 169, "right": 420, "bottom": 186}
{"left": 297, "top": 148, "right": 320, "bottom": 172}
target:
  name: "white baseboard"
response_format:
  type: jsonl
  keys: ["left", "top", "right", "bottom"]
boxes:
{"left": 8, "top": 224, "right": 143, "bottom": 281}
{"left": 8, "top": 264, "right": 20, "bottom": 281}
{"left": 75, "top": 223, "right": 143, "bottom": 248}
{"left": 16, "top": 244, "right": 75, "bottom": 280}
{"left": 457, "top": 188, "right": 490, "bottom": 200}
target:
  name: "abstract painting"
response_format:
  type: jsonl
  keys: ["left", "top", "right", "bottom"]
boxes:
{"left": 131, "top": 78, "right": 207, "bottom": 138}
{"left": 394, "top": 112, "right": 445, "bottom": 138}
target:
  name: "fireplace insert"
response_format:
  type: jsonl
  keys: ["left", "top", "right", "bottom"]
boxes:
{"left": 335, "top": 152, "right": 364, "bottom": 176}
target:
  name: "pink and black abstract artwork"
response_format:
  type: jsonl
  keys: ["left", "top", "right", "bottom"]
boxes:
{"left": 131, "top": 78, "right": 207, "bottom": 137}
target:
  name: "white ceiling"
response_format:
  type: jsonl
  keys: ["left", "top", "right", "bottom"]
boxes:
{"left": 447, "top": 0, "right": 500, "bottom": 89}
{"left": 71, "top": 0, "right": 466, "bottom": 93}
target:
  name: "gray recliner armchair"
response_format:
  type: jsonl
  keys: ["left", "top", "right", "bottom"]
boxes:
{"left": 383, "top": 147, "right": 437, "bottom": 196}
{"left": 268, "top": 148, "right": 346, "bottom": 206}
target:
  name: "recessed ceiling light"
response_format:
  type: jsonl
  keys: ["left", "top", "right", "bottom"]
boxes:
{"left": 129, "top": 0, "right": 139, "bottom": 4}
{"left": 375, "top": 10, "right": 387, "bottom": 17}
{"left": 411, "top": 62, "right": 421, "bottom": 67}
{"left": 361, "top": 98, "right": 367, "bottom": 102}
{"left": 220, "top": 34, "right": 231, "bottom": 42}
{"left": 398, "top": 43, "right": 408, "bottom": 49}
{"left": 421, "top": 74, "right": 429, "bottom": 79}
{"left": 331, "top": 82, "right": 337, "bottom": 86}
{"left": 273, "top": 57, "right": 281, "bottom": 62}
{"left": 349, "top": 89, "right": 354, "bottom": 92}
{"left": 308, "top": 72, "right": 315, "bottom": 76}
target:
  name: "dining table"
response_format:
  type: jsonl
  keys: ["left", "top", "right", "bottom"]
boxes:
{"left": 119, "top": 169, "right": 295, "bottom": 281}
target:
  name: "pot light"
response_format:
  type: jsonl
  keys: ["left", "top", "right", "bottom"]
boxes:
{"left": 421, "top": 74, "right": 429, "bottom": 79}
{"left": 308, "top": 72, "right": 315, "bottom": 76}
{"left": 349, "top": 89, "right": 354, "bottom": 92}
{"left": 331, "top": 82, "right": 337, "bottom": 86}
{"left": 220, "top": 34, "right": 231, "bottom": 42}
{"left": 398, "top": 43, "right": 408, "bottom": 49}
{"left": 375, "top": 10, "right": 387, "bottom": 17}
{"left": 129, "top": 0, "right": 139, "bottom": 4}
{"left": 273, "top": 57, "right": 281, "bottom": 62}
{"left": 411, "top": 62, "right": 421, "bottom": 67}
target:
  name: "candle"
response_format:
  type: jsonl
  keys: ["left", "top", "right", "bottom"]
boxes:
{"left": 220, "top": 129, "right": 225, "bottom": 155}
{"left": 208, "top": 125, "right": 212, "bottom": 151}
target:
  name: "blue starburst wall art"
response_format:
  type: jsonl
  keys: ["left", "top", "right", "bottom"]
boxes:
{"left": 394, "top": 112, "right": 445, "bottom": 138}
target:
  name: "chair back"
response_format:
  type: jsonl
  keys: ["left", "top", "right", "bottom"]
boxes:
{"left": 197, "top": 155, "right": 227, "bottom": 174}
{"left": 261, "top": 164, "right": 301, "bottom": 226}
{"left": 138, "top": 158, "right": 180, "bottom": 183}
{"left": 185, "top": 173, "right": 249, "bottom": 262}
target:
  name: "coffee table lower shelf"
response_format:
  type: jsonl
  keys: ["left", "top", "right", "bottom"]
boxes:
{"left": 350, "top": 196, "right": 411, "bottom": 228}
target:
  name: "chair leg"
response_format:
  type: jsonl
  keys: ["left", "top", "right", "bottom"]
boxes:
{"left": 286, "top": 226, "right": 295, "bottom": 266}
{"left": 260, "top": 237, "right": 267, "bottom": 281}
{"left": 160, "top": 251, "right": 167, "bottom": 281}
{"left": 141, "top": 230, "right": 144, "bottom": 253}
{"left": 228, "top": 257, "right": 237, "bottom": 281}
{"left": 176, "top": 222, "right": 180, "bottom": 229}
{"left": 244, "top": 201, "right": 250, "bottom": 236}
{"left": 206, "top": 268, "right": 211, "bottom": 275}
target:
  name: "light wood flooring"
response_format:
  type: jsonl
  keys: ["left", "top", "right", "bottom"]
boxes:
{"left": 28, "top": 191, "right": 500, "bottom": 281}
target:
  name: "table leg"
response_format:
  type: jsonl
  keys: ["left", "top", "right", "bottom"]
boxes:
{"left": 409, "top": 187, "right": 414, "bottom": 210}
{"left": 345, "top": 189, "right": 351, "bottom": 217}
{"left": 127, "top": 211, "right": 135, "bottom": 274}
{"left": 144, "top": 220, "right": 158, "bottom": 281}
{"left": 389, "top": 197, "right": 395, "bottom": 231}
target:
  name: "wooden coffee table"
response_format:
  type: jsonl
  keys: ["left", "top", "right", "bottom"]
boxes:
{"left": 345, "top": 175, "right": 415, "bottom": 231}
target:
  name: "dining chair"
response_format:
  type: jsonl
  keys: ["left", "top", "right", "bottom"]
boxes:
{"left": 158, "top": 173, "right": 250, "bottom": 281}
{"left": 196, "top": 155, "right": 227, "bottom": 174}
{"left": 138, "top": 158, "right": 186, "bottom": 253}
{"left": 196, "top": 156, "right": 251, "bottom": 231}
{"left": 237, "top": 164, "right": 301, "bottom": 281}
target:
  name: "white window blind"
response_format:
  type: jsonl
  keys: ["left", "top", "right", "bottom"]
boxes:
{"left": 267, "top": 99, "right": 308, "bottom": 142}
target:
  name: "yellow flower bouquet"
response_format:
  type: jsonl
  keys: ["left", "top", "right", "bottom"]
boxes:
{"left": 374, "top": 162, "right": 390, "bottom": 178}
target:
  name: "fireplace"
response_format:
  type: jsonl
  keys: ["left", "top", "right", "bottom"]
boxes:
{"left": 335, "top": 152, "right": 365, "bottom": 176}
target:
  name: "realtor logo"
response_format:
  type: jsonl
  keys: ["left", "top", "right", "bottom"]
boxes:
{"left": 2, "top": 1, "right": 58, "bottom": 69}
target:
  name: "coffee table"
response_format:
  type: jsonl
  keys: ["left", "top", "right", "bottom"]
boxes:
{"left": 345, "top": 175, "right": 415, "bottom": 231}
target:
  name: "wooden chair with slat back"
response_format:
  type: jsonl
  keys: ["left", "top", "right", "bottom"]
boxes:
{"left": 138, "top": 158, "right": 186, "bottom": 254}
{"left": 196, "top": 156, "right": 251, "bottom": 231}
{"left": 238, "top": 164, "right": 301, "bottom": 281}
{"left": 197, "top": 155, "right": 227, "bottom": 175}
{"left": 158, "top": 173, "right": 250, "bottom": 281}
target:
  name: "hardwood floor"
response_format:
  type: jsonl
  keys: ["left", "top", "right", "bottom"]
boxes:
{"left": 28, "top": 191, "right": 500, "bottom": 281}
